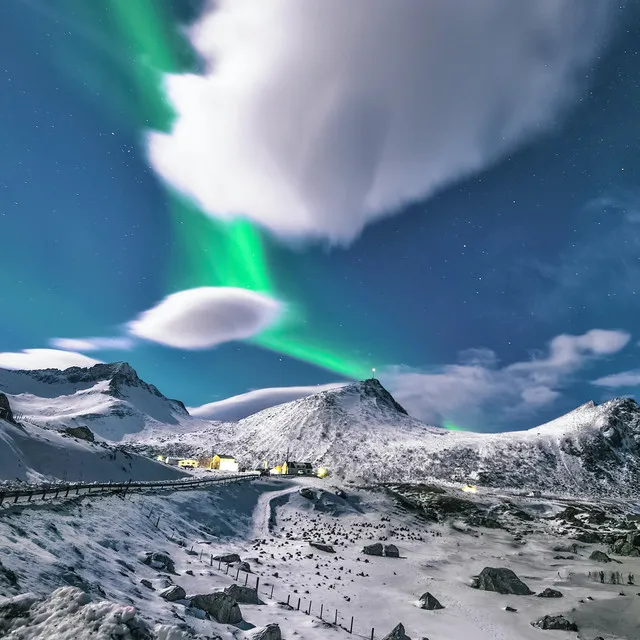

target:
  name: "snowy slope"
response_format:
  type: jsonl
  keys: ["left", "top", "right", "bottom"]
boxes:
{"left": 0, "top": 362, "right": 209, "bottom": 441}
{"left": 132, "top": 380, "right": 640, "bottom": 497}
{"left": 0, "top": 416, "right": 186, "bottom": 484}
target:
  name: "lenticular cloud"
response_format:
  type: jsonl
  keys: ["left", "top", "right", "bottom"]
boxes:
{"left": 149, "top": 0, "right": 612, "bottom": 244}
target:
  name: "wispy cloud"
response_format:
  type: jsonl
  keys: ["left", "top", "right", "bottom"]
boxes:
{"left": 592, "top": 369, "right": 640, "bottom": 388}
{"left": 190, "top": 383, "right": 346, "bottom": 421}
{"left": 149, "top": 0, "right": 612, "bottom": 244}
{"left": 383, "top": 329, "right": 630, "bottom": 430}
{"left": 50, "top": 337, "right": 135, "bottom": 352}
{"left": 0, "top": 349, "right": 102, "bottom": 371}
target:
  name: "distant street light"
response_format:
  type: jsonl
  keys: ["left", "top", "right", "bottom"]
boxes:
{"left": 372, "top": 368, "right": 376, "bottom": 379}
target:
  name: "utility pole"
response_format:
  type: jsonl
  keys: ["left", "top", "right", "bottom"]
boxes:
{"left": 371, "top": 368, "right": 376, "bottom": 380}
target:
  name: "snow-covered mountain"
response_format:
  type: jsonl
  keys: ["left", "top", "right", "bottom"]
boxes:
{"left": 133, "top": 378, "right": 640, "bottom": 497}
{"left": 0, "top": 362, "right": 207, "bottom": 441}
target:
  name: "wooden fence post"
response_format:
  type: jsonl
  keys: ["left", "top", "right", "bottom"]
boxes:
{"left": 286, "top": 594, "right": 290, "bottom": 606}
{"left": 218, "top": 560, "right": 222, "bottom": 570}
{"left": 255, "top": 576, "right": 260, "bottom": 591}
{"left": 349, "top": 616, "right": 354, "bottom": 634}
{"left": 225, "top": 563, "right": 230, "bottom": 575}
{"left": 156, "top": 516, "right": 161, "bottom": 528}
{"left": 320, "top": 603, "right": 323, "bottom": 620}
{"left": 334, "top": 610, "right": 338, "bottom": 625}
{"left": 371, "top": 628, "right": 374, "bottom": 640}
{"left": 270, "top": 584, "right": 274, "bottom": 599}
{"left": 307, "top": 601, "right": 312, "bottom": 615}
{"left": 244, "top": 573, "right": 249, "bottom": 586}
{"left": 210, "top": 554, "right": 213, "bottom": 566}
{"left": 297, "top": 597, "right": 301, "bottom": 611}
{"left": 199, "top": 549, "right": 203, "bottom": 561}
{"left": 236, "top": 567, "right": 240, "bottom": 580}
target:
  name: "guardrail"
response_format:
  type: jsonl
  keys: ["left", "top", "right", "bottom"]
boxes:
{"left": 0, "top": 472, "right": 260, "bottom": 508}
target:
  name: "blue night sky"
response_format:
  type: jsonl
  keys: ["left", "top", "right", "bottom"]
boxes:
{"left": 2, "top": 0, "right": 640, "bottom": 432}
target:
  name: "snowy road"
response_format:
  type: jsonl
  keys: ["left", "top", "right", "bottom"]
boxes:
{"left": 251, "top": 479, "right": 301, "bottom": 539}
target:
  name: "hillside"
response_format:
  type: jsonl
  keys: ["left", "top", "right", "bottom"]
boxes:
{"left": 133, "top": 379, "right": 640, "bottom": 497}
{"left": 0, "top": 362, "right": 208, "bottom": 441}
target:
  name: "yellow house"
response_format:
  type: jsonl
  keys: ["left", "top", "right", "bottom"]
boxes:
{"left": 209, "top": 454, "right": 239, "bottom": 472}
{"left": 177, "top": 459, "right": 199, "bottom": 469}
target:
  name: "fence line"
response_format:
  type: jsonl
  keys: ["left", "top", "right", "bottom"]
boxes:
{"left": 184, "top": 538, "right": 375, "bottom": 639}
{"left": 0, "top": 473, "right": 260, "bottom": 509}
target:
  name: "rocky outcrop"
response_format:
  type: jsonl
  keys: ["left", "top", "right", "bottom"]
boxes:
{"left": 384, "top": 544, "right": 400, "bottom": 558}
{"left": 251, "top": 624, "right": 282, "bottom": 640}
{"left": 531, "top": 615, "right": 578, "bottom": 631}
{"left": 381, "top": 623, "right": 412, "bottom": 640}
{"left": 309, "top": 542, "right": 335, "bottom": 553}
{"left": 142, "top": 551, "right": 176, "bottom": 574}
{"left": 0, "top": 394, "right": 16, "bottom": 424}
{"left": 589, "top": 550, "right": 612, "bottom": 563}
{"left": 63, "top": 425, "right": 95, "bottom": 442}
{"left": 418, "top": 592, "right": 444, "bottom": 610}
{"left": 537, "top": 588, "right": 563, "bottom": 598}
{"left": 363, "top": 543, "right": 384, "bottom": 556}
{"left": 190, "top": 592, "right": 242, "bottom": 624}
{"left": 224, "top": 584, "right": 261, "bottom": 605}
{"left": 471, "top": 567, "right": 533, "bottom": 595}
{"left": 159, "top": 585, "right": 186, "bottom": 602}
{"left": 299, "top": 488, "right": 315, "bottom": 500}
{"left": 213, "top": 552, "right": 241, "bottom": 564}
{"left": 610, "top": 532, "right": 640, "bottom": 557}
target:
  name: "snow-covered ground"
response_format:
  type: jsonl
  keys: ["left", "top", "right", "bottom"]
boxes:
{"left": 1, "top": 476, "right": 638, "bottom": 639}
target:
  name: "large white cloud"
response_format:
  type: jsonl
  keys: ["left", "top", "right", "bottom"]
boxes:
{"left": 127, "top": 287, "right": 282, "bottom": 349}
{"left": 190, "top": 383, "right": 345, "bottom": 421}
{"left": 0, "top": 349, "right": 102, "bottom": 371}
{"left": 382, "top": 329, "right": 630, "bottom": 430}
{"left": 149, "top": 0, "right": 613, "bottom": 244}
{"left": 592, "top": 370, "right": 640, "bottom": 388}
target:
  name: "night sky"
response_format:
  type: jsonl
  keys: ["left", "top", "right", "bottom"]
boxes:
{"left": 2, "top": 0, "right": 640, "bottom": 432}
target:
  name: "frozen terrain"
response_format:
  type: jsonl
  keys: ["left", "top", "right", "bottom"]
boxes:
{"left": 1, "top": 476, "right": 638, "bottom": 639}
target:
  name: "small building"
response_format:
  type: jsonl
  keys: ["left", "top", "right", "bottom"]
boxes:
{"left": 165, "top": 457, "right": 182, "bottom": 466}
{"left": 283, "top": 461, "right": 314, "bottom": 476}
{"left": 212, "top": 454, "right": 239, "bottom": 472}
{"left": 177, "top": 459, "right": 199, "bottom": 469}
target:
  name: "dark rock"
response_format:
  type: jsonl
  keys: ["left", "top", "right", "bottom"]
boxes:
{"left": 0, "top": 593, "right": 38, "bottom": 623}
{"left": 418, "top": 592, "right": 444, "bottom": 610}
{"left": 63, "top": 426, "right": 95, "bottom": 442}
{"left": 531, "top": 615, "right": 578, "bottom": 631}
{"left": 140, "top": 579, "right": 155, "bottom": 591}
{"left": 224, "top": 584, "right": 261, "bottom": 605}
{"left": 610, "top": 532, "right": 640, "bottom": 557}
{"left": 190, "top": 592, "right": 242, "bottom": 624}
{"left": 142, "top": 552, "right": 176, "bottom": 574}
{"left": 589, "top": 550, "right": 612, "bottom": 563}
{"left": 504, "top": 606, "right": 517, "bottom": 612}
{"left": 537, "top": 588, "right": 563, "bottom": 598}
{"left": 0, "top": 561, "right": 18, "bottom": 587}
{"left": 252, "top": 623, "right": 282, "bottom": 640}
{"left": 239, "top": 561, "right": 252, "bottom": 573}
{"left": 381, "top": 623, "right": 412, "bottom": 640}
{"left": 213, "top": 553, "right": 241, "bottom": 564}
{"left": 335, "top": 489, "right": 347, "bottom": 499}
{"left": 363, "top": 543, "right": 384, "bottom": 556}
{"left": 384, "top": 544, "right": 400, "bottom": 558}
{"left": 0, "top": 394, "right": 16, "bottom": 424}
{"left": 299, "top": 488, "right": 315, "bottom": 500}
{"left": 309, "top": 542, "right": 335, "bottom": 553}
{"left": 471, "top": 567, "right": 533, "bottom": 595}
{"left": 159, "top": 585, "right": 186, "bottom": 601}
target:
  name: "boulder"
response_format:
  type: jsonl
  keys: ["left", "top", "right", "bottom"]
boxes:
{"left": 0, "top": 394, "right": 16, "bottom": 424}
{"left": 159, "top": 585, "right": 186, "bottom": 602}
{"left": 142, "top": 552, "right": 176, "bottom": 574}
{"left": 471, "top": 567, "right": 533, "bottom": 595}
{"left": 418, "top": 592, "right": 444, "bottom": 610}
{"left": 537, "top": 588, "right": 563, "bottom": 598}
{"left": 309, "top": 542, "right": 335, "bottom": 553}
{"left": 299, "top": 488, "right": 315, "bottom": 500}
{"left": 251, "top": 623, "right": 282, "bottom": 640}
{"left": 531, "top": 615, "right": 578, "bottom": 631}
{"left": 382, "top": 623, "right": 412, "bottom": 640}
{"left": 224, "top": 584, "right": 261, "bottom": 605}
{"left": 140, "top": 579, "right": 155, "bottom": 591}
{"left": 213, "top": 553, "right": 241, "bottom": 564}
{"left": 0, "top": 593, "right": 38, "bottom": 622}
{"left": 189, "top": 593, "right": 242, "bottom": 624}
{"left": 610, "top": 532, "right": 640, "bottom": 557}
{"left": 239, "top": 561, "right": 252, "bottom": 573}
{"left": 363, "top": 543, "right": 384, "bottom": 556}
{"left": 504, "top": 606, "right": 517, "bottom": 612}
{"left": 384, "top": 544, "right": 400, "bottom": 558}
{"left": 589, "top": 550, "right": 612, "bottom": 563}
{"left": 63, "top": 425, "right": 95, "bottom": 442}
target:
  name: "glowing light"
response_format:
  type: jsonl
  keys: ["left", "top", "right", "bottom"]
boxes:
{"left": 461, "top": 484, "right": 478, "bottom": 493}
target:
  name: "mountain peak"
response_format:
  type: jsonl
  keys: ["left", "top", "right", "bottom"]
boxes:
{"left": 336, "top": 378, "right": 409, "bottom": 416}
